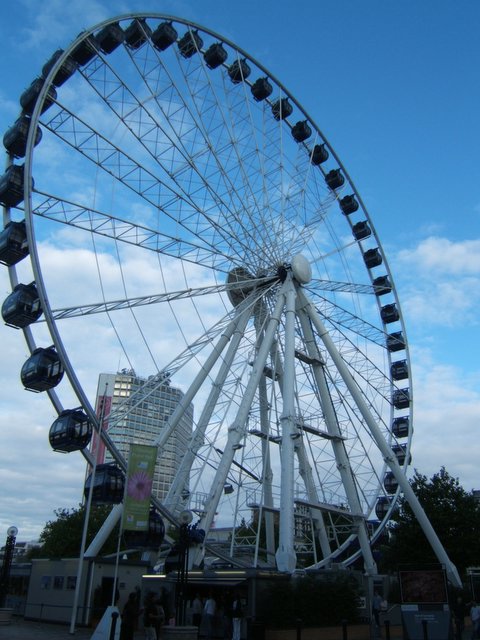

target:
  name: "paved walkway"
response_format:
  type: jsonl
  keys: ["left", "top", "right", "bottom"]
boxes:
{"left": 3, "top": 617, "right": 151, "bottom": 639}
{"left": 0, "top": 617, "right": 153, "bottom": 640}
{"left": 0, "top": 617, "right": 94, "bottom": 639}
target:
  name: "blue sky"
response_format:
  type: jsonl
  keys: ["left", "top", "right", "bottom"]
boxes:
{"left": 0, "top": 0, "right": 479, "bottom": 541}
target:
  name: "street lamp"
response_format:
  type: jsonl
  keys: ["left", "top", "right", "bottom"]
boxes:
{"left": 175, "top": 511, "right": 205, "bottom": 626}
{"left": 0, "top": 526, "right": 18, "bottom": 608}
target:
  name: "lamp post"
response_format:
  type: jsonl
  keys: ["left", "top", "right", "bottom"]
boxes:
{"left": 0, "top": 526, "right": 18, "bottom": 608}
{"left": 176, "top": 510, "right": 193, "bottom": 626}
{"left": 175, "top": 512, "right": 205, "bottom": 626}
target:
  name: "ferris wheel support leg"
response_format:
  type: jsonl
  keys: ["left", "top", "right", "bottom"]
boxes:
{"left": 275, "top": 276, "right": 298, "bottom": 573}
{"left": 254, "top": 302, "right": 277, "bottom": 565}
{"left": 294, "top": 441, "right": 333, "bottom": 561}
{"left": 191, "top": 286, "right": 287, "bottom": 566}
{"left": 298, "top": 289, "right": 462, "bottom": 588}
{"left": 266, "top": 309, "right": 332, "bottom": 563}
{"left": 296, "top": 301, "right": 377, "bottom": 576}
{"left": 84, "top": 503, "right": 123, "bottom": 558}
{"left": 164, "top": 305, "right": 252, "bottom": 513}
{"left": 152, "top": 302, "right": 253, "bottom": 455}
{"left": 258, "top": 373, "right": 276, "bottom": 564}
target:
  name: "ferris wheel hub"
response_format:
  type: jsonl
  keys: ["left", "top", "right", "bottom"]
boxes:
{"left": 291, "top": 253, "right": 312, "bottom": 284}
{"left": 226, "top": 266, "right": 255, "bottom": 306}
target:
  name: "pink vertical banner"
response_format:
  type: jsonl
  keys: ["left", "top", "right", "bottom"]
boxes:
{"left": 122, "top": 443, "right": 157, "bottom": 531}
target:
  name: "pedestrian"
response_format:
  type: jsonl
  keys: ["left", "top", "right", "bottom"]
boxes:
{"left": 232, "top": 592, "right": 243, "bottom": 640}
{"left": 204, "top": 592, "right": 216, "bottom": 640}
{"left": 452, "top": 596, "right": 466, "bottom": 640}
{"left": 372, "top": 591, "right": 383, "bottom": 627}
{"left": 470, "top": 600, "right": 480, "bottom": 640}
{"left": 192, "top": 593, "right": 202, "bottom": 628}
{"left": 120, "top": 591, "right": 141, "bottom": 640}
{"left": 155, "top": 596, "right": 166, "bottom": 640}
{"left": 144, "top": 592, "right": 161, "bottom": 640}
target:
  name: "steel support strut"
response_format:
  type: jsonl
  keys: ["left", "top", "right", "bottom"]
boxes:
{"left": 298, "top": 288, "right": 462, "bottom": 588}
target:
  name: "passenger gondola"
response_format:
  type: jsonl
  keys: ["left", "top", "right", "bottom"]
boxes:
{"left": 0, "top": 221, "right": 29, "bottom": 266}
{"left": 84, "top": 463, "right": 125, "bottom": 504}
{"left": 375, "top": 496, "right": 391, "bottom": 520}
{"left": 20, "top": 346, "right": 64, "bottom": 392}
{"left": 123, "top": 508, "right": 165, "bottom": 549}
{"left": 2, "top": 282, "right": 42, "bottom": 328}
{"left": 49, "top": 408, "right": 92, "bottom": 452}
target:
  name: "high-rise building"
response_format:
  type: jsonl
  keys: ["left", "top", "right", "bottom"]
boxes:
{"left": 93, "top": 369, "right": 193, "bottom": 501}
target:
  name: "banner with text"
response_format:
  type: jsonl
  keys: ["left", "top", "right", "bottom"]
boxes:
{"left": 122, "top": 443, "right": 157, "bottom": 531}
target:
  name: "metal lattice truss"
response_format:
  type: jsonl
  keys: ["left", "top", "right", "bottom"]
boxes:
{"left": 2, "top": 13, "right": 460, "bottom": 586}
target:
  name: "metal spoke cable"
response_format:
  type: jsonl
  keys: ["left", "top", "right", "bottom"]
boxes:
{"left": 166, "top": 39, "right": 267, "bottom": 262}
{"left": 39, "top": 100, "right": 244, "bottom": 265}
{"left": 31, "top": 192, "right": 234, "bottom": 269}
{"left": 77, "top": 48, "right": 254, "bottom": 264}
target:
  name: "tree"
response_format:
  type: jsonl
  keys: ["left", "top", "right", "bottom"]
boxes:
{"left": 378, "top": 467, "right": 480, "bottom": 576}
{"left": 30, "top": 504, "right": 119, "bottom": 558}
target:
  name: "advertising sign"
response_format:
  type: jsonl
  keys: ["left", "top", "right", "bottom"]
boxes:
{"left": 122, "top": 443, "right": 157, "bottom": 531}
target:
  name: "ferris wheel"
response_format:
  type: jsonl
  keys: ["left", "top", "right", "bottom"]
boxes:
{"left": 0, "top": 13, "right": 460, "bottom": 581}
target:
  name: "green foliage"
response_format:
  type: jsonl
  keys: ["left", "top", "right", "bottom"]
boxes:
{"left": 256, "top": 574, "right": 361, "bottom": 627}
{"left": 379, "top": 467, "right": 480, "bottom": 577}
{"left": 30, "top": 504, "right": 119, "bottom": 558}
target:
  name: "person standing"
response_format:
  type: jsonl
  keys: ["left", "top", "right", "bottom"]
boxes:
{"left": 155, "top": 596, "right": 166, "bottom": 640}
{"left": 144, "top": 592, "right": 160, "bottom": 640}
{"left": 232, "top": 593, "right": 243, "bottom": 640}
{"left": 204, "top": 592, "right": 216, "bottom": 640}
{"left": 452, "top": 596, "right": 466, "bottom": 640}
{"left": 372, "top": 591, "right": 383, "bottom": 627}
{"left": 470, "top": 600, "right": 480, "bottom": 640}
{"left": 120, "top": 592, "right": 141, "bottom": 640}
{"left": 192, "top": 593, "right": 203, "bottom": 628}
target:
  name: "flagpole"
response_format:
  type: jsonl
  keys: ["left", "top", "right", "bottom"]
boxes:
{"left": 69, "top": 383, "right": 108, "bottom": 634}
{"left": 112, "top": 450, "right": 127, "bottom": 608}
{"left": 111, "top": 518, "right": 123, "bottom": 606}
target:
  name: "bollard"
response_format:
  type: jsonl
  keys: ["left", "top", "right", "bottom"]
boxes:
{"left": 109, "top": 610, "right": 119, "bottom": 640}
{"left": 385, "top": 619, "right": 390, "bottom": 640}
{"left": 422, "top": 619, "right": 428, "bottom": 640}
{"left": 342, "top": 618, "right": 348, "bottom": 640}
{"left": 296, "top": 617, "right": 302, "bottom": 640}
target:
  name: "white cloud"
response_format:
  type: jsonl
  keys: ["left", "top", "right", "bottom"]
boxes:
{"left": 394, "top": 236, "right": 480, "bottom": 328}
{"left": 17, "top": 0, "right": 113, "bottom": 50}
{"left": 409, "top": 357, "right": 480, "bottom": 491}
{"left": 398, "top": 236, "right": 480, "bottom": 276}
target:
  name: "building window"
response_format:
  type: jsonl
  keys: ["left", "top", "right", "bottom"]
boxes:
{"left": 40, "top": 576, "right": 51, "bottom": 590}
{"left": 53, "top": 576, "right": 64, "bottom": 590}
{"left": 66, "top": 576, "right": 77, "bottom": 590}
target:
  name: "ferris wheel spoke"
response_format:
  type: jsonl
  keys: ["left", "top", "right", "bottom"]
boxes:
{"left": 83, "top": 34, "right": 273, "bottom": 265}
{"left": 194, "top": 281, "right": 287, "bottom": 545}
{"left": 104, "top": 288, "right": 263, "bottom": 433}
{"left": 48, "top": 276, "right": 274, "bottom": 320}
{"left": 77, "top": 50, "right": 265, "bottom": 261}
{"left": 32, "top": 192, "right": 234, "bottom": 269}
{"left": 152, "top": 297, "right": 254, "bottom": 454}
{"left": 170, "top": 77, "right": 269, "bottom": 259}
{"left": 39, "top": 104, "right": 248, "bottom": 262}
{"left": 310, "top": 278, "right": 379, "bottom": 295}
{"left": 127, "top": 35, "right": 273, "bottom": 264}
{"left": 312, "top": 295, "right": 387, "bottom": 347}
{"left": 164, "top": 305, "right": 251, "bottom": 514}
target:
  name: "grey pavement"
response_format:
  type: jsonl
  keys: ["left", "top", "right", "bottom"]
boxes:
{"left": 0, "top": 617, "right": 93, "bottom": 639}
{"left": 0, "top": 618, "right": 148, "bottom": 640}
